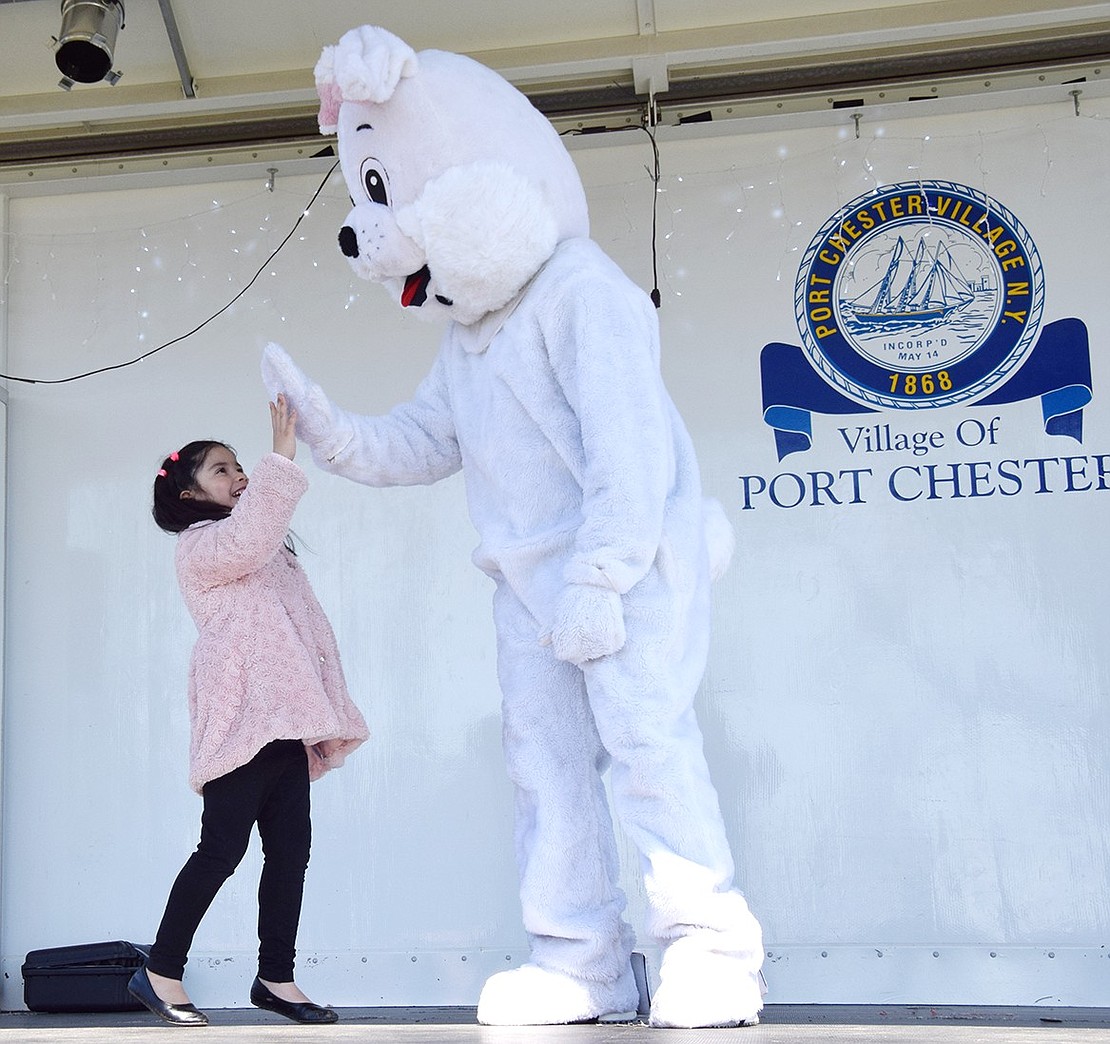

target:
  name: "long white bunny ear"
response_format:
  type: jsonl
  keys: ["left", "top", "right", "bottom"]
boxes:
{"left": 315, "top": 27, "right": 418, "bottom": 132}
{"left": 315, "top": 25, "right": 418, "bottom": 131}
{"left": 319, "top": 25, "right": 417, "bottom": 108}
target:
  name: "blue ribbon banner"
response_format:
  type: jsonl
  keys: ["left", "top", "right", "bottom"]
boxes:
{"left": 760, "top": 318, "right": 1092, "bottom": 460}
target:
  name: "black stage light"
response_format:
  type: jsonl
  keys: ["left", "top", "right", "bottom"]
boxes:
{"left": 55, "top": 0, "right": 125, "bottom": 86}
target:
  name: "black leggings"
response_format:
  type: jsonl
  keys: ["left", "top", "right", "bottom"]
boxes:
{"left": 146, "top": 739, "right": 311, "bottom": 982}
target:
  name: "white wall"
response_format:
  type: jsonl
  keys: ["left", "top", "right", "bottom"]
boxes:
{"left": 2, "top": 84, "right": 1110, "bottom": 1010}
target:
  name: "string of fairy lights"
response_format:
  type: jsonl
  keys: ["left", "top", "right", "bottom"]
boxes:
{"left": 0, "top": 159, "right": 340, "bottom": 385}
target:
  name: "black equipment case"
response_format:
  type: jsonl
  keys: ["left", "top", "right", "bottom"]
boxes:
{"left": 22, "top": 941, "right": 150, "bottom": 1012}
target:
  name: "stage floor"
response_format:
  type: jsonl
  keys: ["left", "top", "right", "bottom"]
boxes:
{"left": 3, "top": 1006, "right": 1110, "bottom": 1043}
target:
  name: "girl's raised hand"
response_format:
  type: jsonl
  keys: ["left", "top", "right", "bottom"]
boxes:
{"left": 270, "top": 394, "right": 298, "bottom": 461}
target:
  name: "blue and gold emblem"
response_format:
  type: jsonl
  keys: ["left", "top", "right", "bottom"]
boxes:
{"left": 795, "top": 180, "right": 1043, "bottom": 409}
{"left": 761, "top": 180, "right": 1090, "bottom": 459}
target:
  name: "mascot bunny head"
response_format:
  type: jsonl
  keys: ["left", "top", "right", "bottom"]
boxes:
{"left": 315, "top": 26, "right": 590, "bottom": 327}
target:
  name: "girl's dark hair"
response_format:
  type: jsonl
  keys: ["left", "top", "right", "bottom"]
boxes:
{"left": 152, "top": 440, "right": 236, "bottom": 534}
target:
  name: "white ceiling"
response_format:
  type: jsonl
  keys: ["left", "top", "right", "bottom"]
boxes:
{"left": 2, "top": 0, "right": 1109, "bottom": 175}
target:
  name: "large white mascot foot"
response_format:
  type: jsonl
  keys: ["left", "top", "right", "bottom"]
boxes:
{"left": 476, "top": 963, "right": 639, "bottom": 1026}
{"left": 648, "top": 944, "right": 764, "bottom": 1029}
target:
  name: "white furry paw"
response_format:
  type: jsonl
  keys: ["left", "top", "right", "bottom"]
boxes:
{"left": 477, "top": 964, "right": 638, "bottom": 1026}
{"left": 542, "top": 584, "right": 626, "bottom": 666}
{"left": 261, "top": 343, "right": 353, "bottom": 465}
{"left": 648, "top": 950, "right": 763, "bottom": 1029}
{"left": 261, "top": 342, "right": 306, "bottom": 404}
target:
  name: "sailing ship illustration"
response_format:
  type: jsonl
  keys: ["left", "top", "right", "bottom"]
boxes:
{"left": 847, "top": 235, "right": 976, "bottom": 327}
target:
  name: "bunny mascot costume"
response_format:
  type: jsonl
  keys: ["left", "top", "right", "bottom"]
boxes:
{"left": 262, "top": 25, "right": 764, "bottom": 1028}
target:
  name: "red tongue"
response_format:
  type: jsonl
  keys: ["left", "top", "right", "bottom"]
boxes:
{"left": 401, "top": 267, "right": 430, "bottom": 308}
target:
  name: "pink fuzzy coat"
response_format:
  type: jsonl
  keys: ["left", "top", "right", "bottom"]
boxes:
{"left": 175, "top": 452, "right": 368, "bottom": 793}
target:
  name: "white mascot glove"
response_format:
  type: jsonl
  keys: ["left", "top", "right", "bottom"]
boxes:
{"left": 542, "top": 583, "right": 627, "bottom": 667}
{"left": 261, "top": 342, "right": 355, "bottom": 466}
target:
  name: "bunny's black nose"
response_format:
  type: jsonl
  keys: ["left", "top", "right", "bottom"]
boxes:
{"left": 338, "top": 226, "right": 359, "bottom": 258}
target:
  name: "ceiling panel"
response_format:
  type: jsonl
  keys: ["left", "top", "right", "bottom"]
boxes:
{"left": 1, "top": 0, "right": 1108, "bottom": 178}
{"left": 169, "top": 2, "right": 642, "bottom": 81}
{"left": 651, "top": 0, "right": 929, "bottom": 34}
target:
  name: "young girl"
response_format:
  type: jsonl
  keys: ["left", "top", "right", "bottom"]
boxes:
{"left": 129, "top": 394, "right": 368, "bottom": 1027}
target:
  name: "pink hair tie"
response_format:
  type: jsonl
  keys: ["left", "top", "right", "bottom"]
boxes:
{"left": 170, "top": 451, "right": 180, "bottom": 462}
{"left": 157, "top": 468, "right": 167, "bottom": 478}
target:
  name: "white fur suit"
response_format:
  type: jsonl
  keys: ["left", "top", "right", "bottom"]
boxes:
{"left": 263, "top": 25, "right": 764, "bottom": 1029}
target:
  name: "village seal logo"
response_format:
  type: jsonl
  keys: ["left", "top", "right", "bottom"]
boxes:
{"left": 758, "top": 179, "right": 1092, "bottom": 465}
{"left": 795, "top": 180, "right": 1044, "bottom": 410}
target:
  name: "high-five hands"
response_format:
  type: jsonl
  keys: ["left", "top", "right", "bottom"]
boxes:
{"left": 262, "top": 342, "right": 355, "bottom": 467}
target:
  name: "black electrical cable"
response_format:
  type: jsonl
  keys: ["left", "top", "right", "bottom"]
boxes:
{"left": 561, "top": 120, "right": 662, "bottom": 307}
{"left": 0, "top": 159, "right": 340, "bottom": 385}
{"left": 640, "top": 122, "right": 662, "bottom": 308}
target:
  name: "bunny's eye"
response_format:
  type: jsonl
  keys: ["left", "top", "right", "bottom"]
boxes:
{"left": 363, "top": 165, "right": 388, "bottom": 206}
